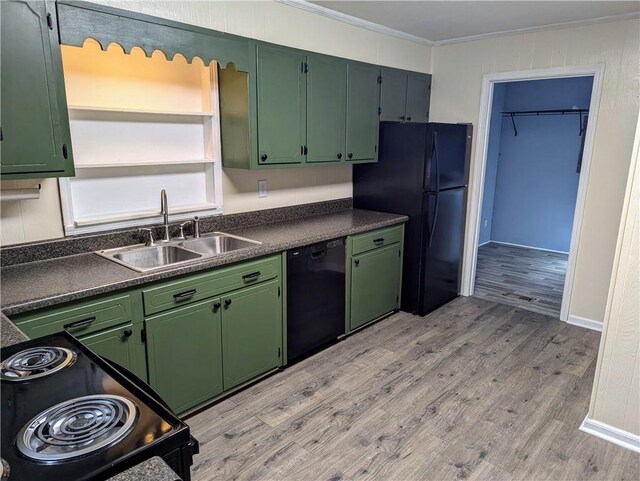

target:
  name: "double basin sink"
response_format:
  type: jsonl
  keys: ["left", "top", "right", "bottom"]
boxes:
{"left": 97, "top": 232, "right": 261, "bottom": 272}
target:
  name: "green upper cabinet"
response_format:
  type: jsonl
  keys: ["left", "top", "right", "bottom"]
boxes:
{"left": 1, "top": 0, "right": 74, "bottom": 179}
{"left": 346, "top": 62, "right": 381, "bottom": 163}
{"left": 306, "top": 54, "right": 347, "bottom": 163}
{"left": 379, "top": 68, "right": 408, "bottom": 122}
{"left": 380, "top": 67, "right": 431, "bottom": 123}
{"left": 256, "top": 44, "right": 307, "bottom": 165}
{"left": 145, "top": 298, "right": 224, "bottom": 414}
{"left": 221, "top": 279, "right": 282, "bottom": 391}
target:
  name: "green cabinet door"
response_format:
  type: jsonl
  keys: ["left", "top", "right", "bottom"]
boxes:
{"left": 221, "top": 279, "right": 282, "bottom": 390}
{"left": 306, "top": 54, "right": 347, "bottom": 163}
{"left": 346, "top": 62, "right": 380, "bottom": 162}
{"left": 350, "top": 243, "right": 401, "bottom": 331}
{"left": 0, "top": 0, "right": 74, "bottom": 178}
{"left": 380, "top": 67, "right": 408, "bottom": 122}
{"left": 79, "top": 323, "right": 146, "bottom": 380}
{"left": 256, "top": 44, "right": 306, "bottom": 165}
{"left": 405, "top": 73, "right": 431, "bottom": 123}
{"left": 146, "top": 298, "right": 224, "bottom": 414}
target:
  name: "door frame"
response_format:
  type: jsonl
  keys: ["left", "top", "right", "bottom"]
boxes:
{"left": 460, "top": 64, "right": 605, "bottom": 322}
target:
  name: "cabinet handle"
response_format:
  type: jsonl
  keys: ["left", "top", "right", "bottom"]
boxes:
{"left": 400, "top": 116, "right": 406, "bottom": 121}
{"left": 123, "top": 329, "right": 133, "bottom": 338}
{"left": 354, "top": 259, "right": 360, "bottom": 267}
{"left": 260, "top": 154, "right": 268, "bottom": 162}
{"left": 373, "top": 237, "right": 385, "bottom": 245}
{"left": 348, "top": 153, "right": 353, "bottom": 159}
{"left": 242, "top": 271, "right": 261, "bottom": 282}
{"left": 224, "top": 299, "right": 232, "bottom": 308}
{"left": 337, "top": 153, "right": 342, "bottom": 159}
{"left": 173, "top": 289, "right": 196, "bottom": 301}
{"left": 407, "top": 116, "right": 412, "bottom": 121}
{"left": 213, "top": 301, "right": 221, "bottom": 311}
{"left": 64, "top": 317, "right": 96, "bottom": 330}
{"left": 62, "top": 143, "right": 69, "bottom": 159}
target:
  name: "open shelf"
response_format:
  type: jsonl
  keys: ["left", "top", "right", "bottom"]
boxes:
{"left": 68, "top": 105, "right": 215, "bottom": 119}
{"left": 74, "top": 159, "right": 216, "bottom": 169}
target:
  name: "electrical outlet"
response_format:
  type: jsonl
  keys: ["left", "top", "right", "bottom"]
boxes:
{"left": 484, "top": 220, "right": 488, "bottom": 227}
{"left": 258, "top": 179, "right": 267, "bottom": 198}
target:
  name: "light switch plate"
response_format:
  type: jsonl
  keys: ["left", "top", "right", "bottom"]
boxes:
{"left": 258, "top": 179, "right": 267, "bottom": 198}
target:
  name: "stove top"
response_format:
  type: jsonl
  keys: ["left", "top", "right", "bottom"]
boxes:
{"left": 1, "top": 333, "right": 196, "bottom": 481}
{"left": 1, "top": 346, "right": 76, "bottom": 381}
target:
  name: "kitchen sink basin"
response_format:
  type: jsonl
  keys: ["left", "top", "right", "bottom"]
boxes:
{"left": 110, "top": 245, "right": 202, "bottom": 272}
{"left": 179, "top": 233, "right": 261, "bottom": 256}
{"left": 97, "top": 232, "right": 261, "bottom": 272}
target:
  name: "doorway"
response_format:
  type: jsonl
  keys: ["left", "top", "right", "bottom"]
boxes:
{"left": 461, "top": 66, "right": 604, "bottom": 321}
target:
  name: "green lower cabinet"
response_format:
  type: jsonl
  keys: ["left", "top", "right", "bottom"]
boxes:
{"left": 78, "top": 323, "right": 143, "bottom": 377}
{"left": 350, "top": 243, "right": 402, "bottom": 331}
{"left": 221, "top": 278, "right": 282, "bottom": 391}
{"left": 145, "top": 298, "right": 224, "bottom": 414}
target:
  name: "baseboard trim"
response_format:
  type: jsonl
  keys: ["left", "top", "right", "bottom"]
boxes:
{"left": 580, "top": 416, "right": 640, "bottom": 453}
{"left": 478, "top": 240, "right": 492, "bottom": 247}
{"left": 485, "top": 240, "right": 569, "bottom": 255}
{"left": 567, "top": 315, "right": 603, "bottom": 332}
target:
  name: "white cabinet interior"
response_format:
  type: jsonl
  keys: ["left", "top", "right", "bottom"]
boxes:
{"left": 58, "top": 39, "right": 223, "bottom": 234}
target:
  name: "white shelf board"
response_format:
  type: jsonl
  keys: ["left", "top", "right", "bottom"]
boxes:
{"left": 68, "top": 105, "right": 215, "bottom": 118}
{"left": 74, "top": 159, "right": 216, "bottom": 169}
{"left": 73, "top": 202, "right": 219, "bottom": 227}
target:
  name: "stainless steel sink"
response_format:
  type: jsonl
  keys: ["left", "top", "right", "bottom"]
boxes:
{"left": 179, "top": 233, "right": 261, "bottom": 256}
{"left": 97, "top": 232, "right": 261, "bottom": 272}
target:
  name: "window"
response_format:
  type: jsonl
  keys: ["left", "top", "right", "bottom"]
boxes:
{"left": 59, "top": 39, "right": 223, "bottom": 235}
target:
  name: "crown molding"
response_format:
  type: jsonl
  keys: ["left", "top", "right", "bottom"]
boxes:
{"left": 275, "top": 1, "right": 640, "bottom": 48}
{"left": 274, "top": 0, "right": 434, "bottom": 46}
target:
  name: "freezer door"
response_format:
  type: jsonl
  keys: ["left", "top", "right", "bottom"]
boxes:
{"left": 420, "top": 187, "right": 466, "bottom": 315}
{"left": 424, "top": 123, "right": 472, "bottom": 191}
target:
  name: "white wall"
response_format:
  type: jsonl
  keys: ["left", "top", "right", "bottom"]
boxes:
{"left": 587, "top": 110, "right": 640, "bottom": 440}
{"left": 0, "top": 0, "right": 432, "bottom": 245}
{"left": 430, "top": 18, "right": 640, "bottom": 324}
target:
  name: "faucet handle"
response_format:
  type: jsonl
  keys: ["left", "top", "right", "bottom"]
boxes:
{"left": 193, "top": 216, "right": 200, "bottom": 238}
{"left": 176, "top": 221, "right": 191, "bottom": 241}
{"left": 138, "top": 228, "right": 155, "bottom": 246}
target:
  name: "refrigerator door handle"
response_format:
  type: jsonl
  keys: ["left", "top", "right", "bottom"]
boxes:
{"left": 426, "top": 192, "right": 440, "bottom": 248}
{"left": 433, "top": 131, "right": 441, "bottom": 192}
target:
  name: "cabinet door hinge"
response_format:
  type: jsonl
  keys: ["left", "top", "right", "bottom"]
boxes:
{"left": 377, "top": 107, "right": 382, "bottom": 116}
{"left": 378, "top": 75, "right": 383, "bottom": 84}
{"left": 278, "top": 347, "right": 281, "bottom": 358}
{"left": 303, "top": 145, "right": 308, "bottom": 155}
{"left": 374, "top": 144, "right": 377, "bottom": 153}
{"left": 140, "top": 329, "right": 147, "bottom": 343}
{"left": 302, "top": 62, "right": 309, "bottom": 73}
{"left": 278, "top": 286, "right": 281, "bottom": 297}
{"left": 398, "top": 249, "right": 401, "bottom": 257}
{"left": 46, "top": 12, "right": 53, "bottom": 30}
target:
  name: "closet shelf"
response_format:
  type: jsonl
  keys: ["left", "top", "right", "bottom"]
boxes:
{"left": 68, "top": 105, "right": 215, "bottom": 119}
{"left": 502, "top": 108, "right": 589, "bottom": 137}
{"left": 74, "top": 159, "right": 216, "bottom": 169}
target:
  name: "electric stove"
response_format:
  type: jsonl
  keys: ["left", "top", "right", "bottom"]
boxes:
{"left": 1, "top": 332, "right": 198, "bottom": 480}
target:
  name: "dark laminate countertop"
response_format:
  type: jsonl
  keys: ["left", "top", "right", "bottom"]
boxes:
{"left": 1, "top": 312, "right": 28, "bottom": 347}
{"left": 106, "top": 456, "right": 181, "bottom": 481}
{"left": 1, "top": 209, "right": 407, "bottom": 316}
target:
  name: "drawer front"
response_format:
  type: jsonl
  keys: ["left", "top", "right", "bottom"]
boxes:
{"left": 14, "top": 294, "right": 133, "bottom": 339}
{"left": 351, "top": 225, "right": 404, "bottom": 255}
{"left": 143, "top": 255, "right": 280, "bottom": 316}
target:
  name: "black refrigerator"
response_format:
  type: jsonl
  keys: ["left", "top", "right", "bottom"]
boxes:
{"left": 353, "top": 122, "right": 473, "bottom": 316}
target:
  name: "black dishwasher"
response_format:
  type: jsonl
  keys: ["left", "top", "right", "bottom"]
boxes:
{"left": 287, "top": 238, "right": 346, "bottom": 362}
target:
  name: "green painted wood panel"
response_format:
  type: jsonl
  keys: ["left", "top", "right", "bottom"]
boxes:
{"left": 221, "top": 278, "right": 282, "bottom": 390}
{"left": 306, "top": 54, "right": 347, "bottom": 163}
{"left": 256, "top": 44, "right": 306, "bottom": 165}
{"left": 146, "top": 298, "right": 224, "bottom": 414}
{"left": 346, "top": 62, "right": 380, "bottom": 162}
{"left": 1, "top": 0, "right": 74, "bottom": 179}
{"left": 405, "top": 73, "right": 431, "bottom": 123}
{"left": 350, "top": 243, "right": 401, "bottom": 331}
{"left": 79, "top": 322, "right": 143, "bottom": 377}
{"left": 380, "top": 67, "right": 408, "bottom": 122}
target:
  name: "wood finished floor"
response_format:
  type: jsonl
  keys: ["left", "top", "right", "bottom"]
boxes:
{"left": 187, "top": 297, "right": 639, "bottom": 481}
{"left": 474, "top": 242, "right": 568, "bottom": 318}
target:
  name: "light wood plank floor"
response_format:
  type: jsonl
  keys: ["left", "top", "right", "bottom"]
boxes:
{"left": 474, "top": 242, "right": 568, "bottom": 318}
{"left": 187, "top": 297, "right": 639, "bottom": 481}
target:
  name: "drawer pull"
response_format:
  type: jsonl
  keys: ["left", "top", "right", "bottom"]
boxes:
{"left": 242, "top": 271, "right": 261, "bottom": 282}
{"left": 173, "top": 289, "right": 197, "bottom": 301}
{"left": 64, "top": 316, "right": 96, "bottom": 330}
{"left": 373, "top": 238, "right": 385, "bottom": 245}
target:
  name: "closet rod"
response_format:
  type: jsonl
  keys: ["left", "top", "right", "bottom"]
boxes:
{"left": 501, "top": 109, "right": 589, "bottom": 136}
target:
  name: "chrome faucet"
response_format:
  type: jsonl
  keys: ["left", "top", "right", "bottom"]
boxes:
{"left": 160, "top": 189, "right": 170, "bottom": 242}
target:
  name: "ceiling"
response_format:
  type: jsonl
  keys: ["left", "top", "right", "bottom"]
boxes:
{"left": 302, "top": 1, "right": 640, "bottom": 45}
